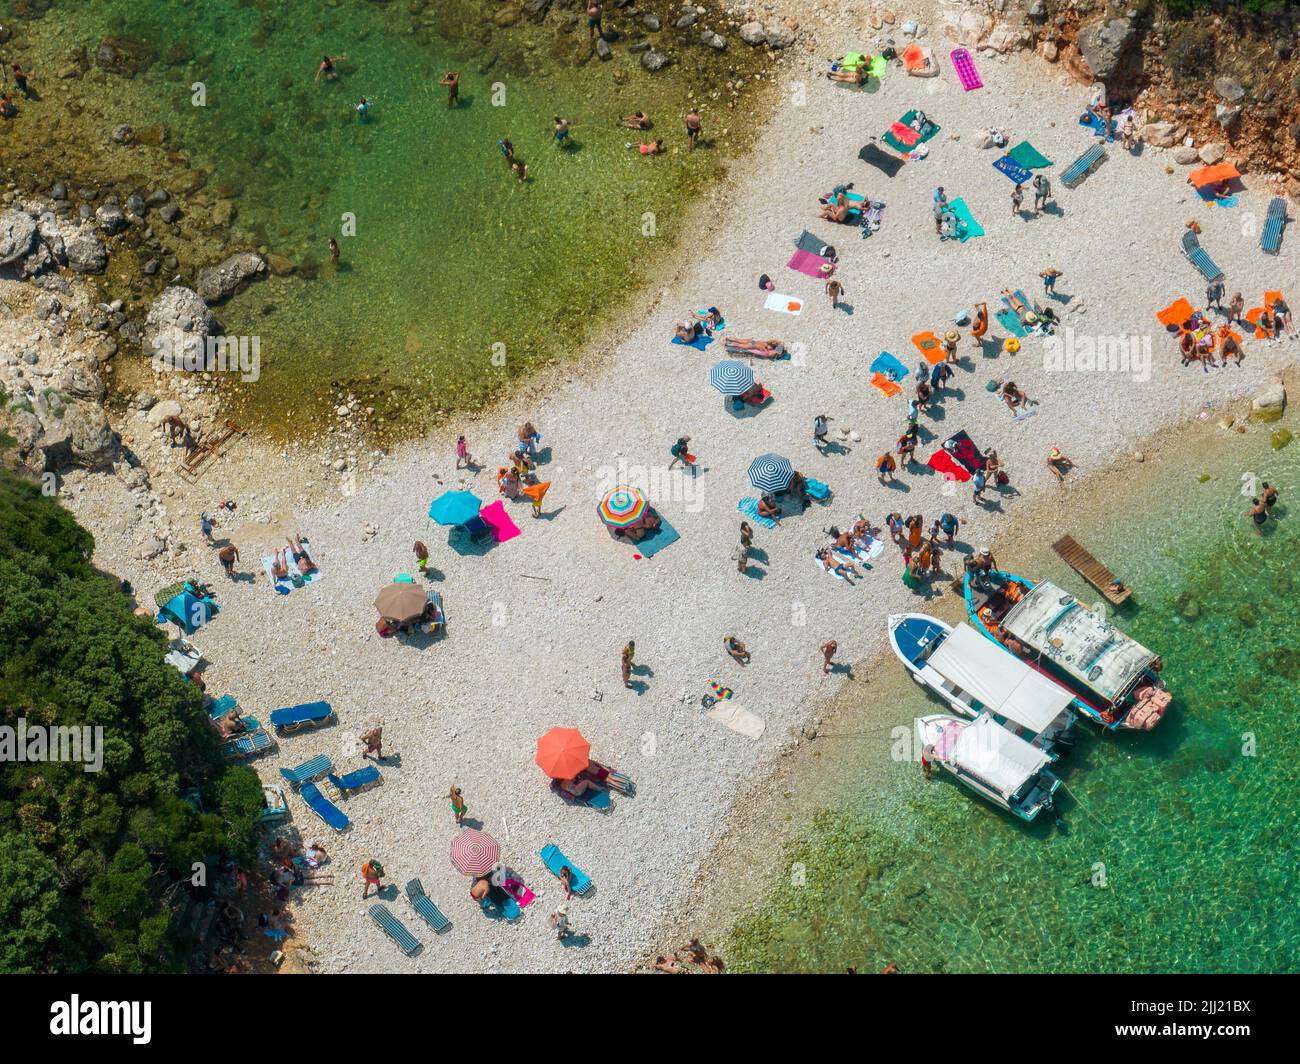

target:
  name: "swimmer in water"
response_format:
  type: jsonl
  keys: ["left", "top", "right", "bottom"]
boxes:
{"left": 511, "top": 160, "right": 529, "bottom": 182}
{"left": 316, "top": 55, "right": 346, "bottom": 82}
{"left": 621, "top": 111, "right": 652, "bottom": 130}
{"left": 440, "top": 70, "right": 460, "bottom": 108}
{"left": 626, "top": 138, "right": 663, "bottom": 156}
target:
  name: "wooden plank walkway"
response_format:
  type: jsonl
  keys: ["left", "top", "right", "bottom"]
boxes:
{"left": 1052, "top": 535, "right": 1131, "bottom": 605}
{"left": 178, "top": 420, "right": 243, "bottom": 483}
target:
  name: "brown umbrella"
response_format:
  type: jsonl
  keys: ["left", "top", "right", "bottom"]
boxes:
{"left": 374, "top": 582, "right": 428, "bottom": 624}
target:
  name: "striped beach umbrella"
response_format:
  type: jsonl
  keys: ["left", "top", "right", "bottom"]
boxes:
{"left": 747, "top": 453, "right": 794, "bottom": 494}
{"left": 708, "top": 359, "right": 755, "bottom": 396}
{"left": 597, "top": 486, "right": 648, "bottom": 529}
{"left": 450, "top": 829, "right": 500, "bottom": 877}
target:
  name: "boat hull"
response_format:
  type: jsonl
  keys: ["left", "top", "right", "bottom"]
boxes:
{"left": 915, "top": 714, "right": 1059, "bottom": 822}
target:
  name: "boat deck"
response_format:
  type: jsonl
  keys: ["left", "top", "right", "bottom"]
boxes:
{"left": 1051, "top": 535, "right": 1132, "bottom": 605}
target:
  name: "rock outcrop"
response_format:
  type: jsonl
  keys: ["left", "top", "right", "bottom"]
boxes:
{"left": 194, "top": 252, "right": 267, "bottom": 305}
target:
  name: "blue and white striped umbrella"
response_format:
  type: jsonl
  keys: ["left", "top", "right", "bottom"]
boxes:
{"left": 708, "top": 359, "right": 755, "bottom": 396}
{"left": 747, "top": 453, "right": 794, "bottom": 493}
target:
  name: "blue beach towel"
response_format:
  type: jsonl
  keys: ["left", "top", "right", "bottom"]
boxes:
{"left": 993, "top": 155, "right": 1032, "bottom": 185}
{"left": 806, "top": 478, "right": 831, "bottom": 501}
{"left": 738, "top": 497, "right": 777, "bottom": 529}
{"left": 1079, "top": 111, "right": 1114, "bottom": 140}
{"left": 672, "top": 333, "right": 714, "bottom": 350}
{"left": 948, "top": 198, "right": 984, "bottom": 242}
{"left": 869, "top": 351, "right": 910, "bottom": 380}
{"left": 995, "top": 309, "right": 1028, "bottom": 337}
{"left": 635, "top": 515, "right": 680, "bottom": 557}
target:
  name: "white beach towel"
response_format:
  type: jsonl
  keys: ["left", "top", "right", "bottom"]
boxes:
{"left": 261, "top": 555, "right": 292, "bottom": 595}
{"left": 857, "top": 535, "right": 886, "bottom": 561}
{"left": 764, "top": 292, "right": 804, "bottom": 315}
{"left": 285, "top": 539, "right": 323, "bottom": 584}
{"left": 706, "top": 702, "right": 766, "bottom": 739}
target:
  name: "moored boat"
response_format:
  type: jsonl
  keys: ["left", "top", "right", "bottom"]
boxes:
{"left": 888, "top": 613, "right": 1077, "bottom": 752}
{"left": 915, "top": 713, "right": 1062, "bottom": 822}
{"left": 963, "top": 571, "right": 1171, "bottom": 730}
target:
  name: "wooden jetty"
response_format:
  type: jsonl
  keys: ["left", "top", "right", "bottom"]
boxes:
{"left": 1051, "top": 535, "right": 1132, "bottom": 605}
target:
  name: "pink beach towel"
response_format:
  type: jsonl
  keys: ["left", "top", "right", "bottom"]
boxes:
{"left": 504, "top": 878, "right": 535, "bottom": 908}
{"left": 787, "top": 249, "right": 834, "bottom": 279}
{"left": 950, "top": 48, "right": 983, "bottom": 91}
{"left": 479, "top": 500, "right": 521, "bottom": 543}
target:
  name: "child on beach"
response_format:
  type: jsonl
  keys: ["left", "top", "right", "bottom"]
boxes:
{"left": 414, "top": 540, "right": 430, "bottom": 574}
{"left": 455, "top": 434, "right": 474, "bottom": 468}
{"left": 361, "top": 859, "right": 384, "bottom": 900}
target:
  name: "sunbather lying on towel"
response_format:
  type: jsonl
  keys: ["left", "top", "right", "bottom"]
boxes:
{"left": 271, "top": 549, "right": 290, "bottom": 581}
{"left": 816, "top": 547, "right": 860, "bottom": 583}
{"left": 739, "top": 381, "right": 768, "bottom": 405}
{"left": 1001, "top": 288, "right": 1029, "bottom": 319}
{"left": 828, "top": 63, "right": 869, "bottom": 85}
{"left": 582, "top": 759, "right": 634, "bottom": 795}
{"left": 820, "top": 192, "right": 854, "bottom": 223}
{"left": 725, "top": 338, "right": 787, "bottom": 358}
{"left": 288, "top": 536, "right": 317, "bottom": 575}
{"left": 215, "top": 711, "right": 248, "bottom": 739}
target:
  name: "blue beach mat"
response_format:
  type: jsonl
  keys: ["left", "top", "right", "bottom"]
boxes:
{"left": 1079, "top": 111, "right": 1115, "bottom": 141}
{"left": 672, "top": 333, "right": 714, "bottom": 350}
{"left": 869, "top": 351, "right": 910, "bottom": 380}
{"left": 635, "top": 515, "right": 680, "bottom": 557}
{"left": 995, "top": 309, "right": 1028, "bottom": 337}
{"left": 948, "top": 198, "right": 984, "bottom": 242}
{"left": 738, "top": 497, "right": 777, "bottom": 529}
{"left": 994, "top": 155, "right": 1032, "bottom": 185}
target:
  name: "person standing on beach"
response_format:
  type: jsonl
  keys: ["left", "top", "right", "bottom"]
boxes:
{"left": 826, "top": 277, "right": 845, "bottom": 309}
{"left": 971, "top": 302, "right": 988, "bottom": 349}
{"left": 1227, "top": 291, "right": 1245, "bottom": 325}
{"left": 1040, "top": 268, "right": 1062, "bottom": 297}
{"left": 1011, "top": 184, "right": 1024, "bottom": 217}
{"left": 740, "top": 520, "right": 754, "bottom": 553}
{"left": 218, "top": 544, "right": 240, "bottom": 579}
{"left": 414, "top": 540, "right": 430, "bottom": 575}
{"left": 200, "top": 511, "right": 215, "bottom": 544}
{"left": 586, "top": 2, "right": 604, "bottom": 39}
{"left": 941, "top": 329, "right": 960, "bottom": 363}
{"left": 361, "top": 859, "right": 384, "bottom": 900}
{"left": 455, "top": 434, "right": 474, "bottom": 468}
{"left": 553, "top": 116, "right": 570, "bottom": 145}
{"left": 621, "top": 640, "right": 635, "bottom": 688}
{"left": 440, "top": 70, "right": 460, "bottom": 107}
{"left": 449, "top": 785, "right": 467, "bottom": 827}
{"left": 972, "top": 468, "right": 988, "bottom": 504}
{"left": 932, "top": 187, "right": 947, "bottom": 235}
{"left": 685, "top": 107, "right": 702, "bottom": 152}
{"left": 361, "top": 725, "right": 387, "bottom": 761}
{"left": 1206, "top": 278, "right": 1225, "bottom": 313}
{"left": 498, "top": 136, "right": 514, "bottom": 163}
{"left": 820, "top": 639, "right": 838, "bottom": 675}
{"left": 668, "top": 435, "right": 696, "bottom": 473}
{"left": 12, "top": 64, "right": 33, "bottom": 99}
{"left": 876, "top": 451, "right": 896, "bottom": 483}
{"left": 1032, "top": 173, "right": 1051, "bottom": 214}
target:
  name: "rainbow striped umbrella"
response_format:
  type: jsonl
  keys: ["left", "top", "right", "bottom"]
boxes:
{"left": 450, "top": 829, "right": 500, "bottom": 877}
{"left": 709, "top": 359, "right": 755, "bottom": 396}
{"left": 747, "top": 453, "right": 794, "bottom": 493}
{"left": 597, "top": 486, "right": 648, "bottom": 529}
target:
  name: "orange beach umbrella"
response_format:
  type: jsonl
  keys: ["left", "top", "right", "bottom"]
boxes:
{"left": 535, "top": 727, "right": 591, "bottom": 780}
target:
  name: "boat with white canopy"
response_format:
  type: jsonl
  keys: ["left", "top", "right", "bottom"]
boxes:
{"left": 889, "top": 614, "right": 1076, "bottom": 752}
{"left": 915, "top": 713, "right": 1062, "bottom": 822}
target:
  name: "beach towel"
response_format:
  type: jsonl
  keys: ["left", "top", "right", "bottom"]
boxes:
{"left": 1244, "top": 306, "right": 1271, "bottom": 339}
{"left": 901, "top": 42, "right": 932, "bottom": 75}
{"left": 787, "top": 249, "right": 834, "bottom": 278}
{"left": 805, "top": 478, "right": 830, "bottom": 501}
{"left": 947, "top": 198, "right": 984, "bottom": 242}
{"left": 262, "top": 556, "right": 292, "bottom": 595}
{"left": 478, "top": 499, "right": 521, "bottom": 543}
{"left": 911, "top": 330, "right": 945, "bottom": 364}
{"left": 1012, "top": 405, "right": 1039, "bottom": 422}
{"left": 883, "top": 110, "right": 939, "bottom": 154}
{"left": 738, "top": 497, "right": 777, "bottom": 529}
{"left": 794, "top": 229, "right": 836, "bottom": 256}
{"left": 870, "top": 372, "right": 902, "bottom": 398}
{"left": 993, "top": 155, "right": 1032, "bottom": 185}
{"left": 1079, "top": 110, "right": 1114, "bottom": 140}
{"left": 1188, "top": 163, "right": 1239, "bottom": 191}
{"left": 706, "top": 701, "right": 766, "bottom": 739}
{"left": 539, "top": 845, "right": 592, "bottom": 896}
{"left": 870, "top": 54, "right": 888, "bottom": 79}
{"left": 927, "top": 449, "right": 970, "bottom": 482}
{"left": 633, "top": 515, "right": 679, "bottom": 558}
{"left": 672, "top": 332, "right": 714, "bottom": 350}
{"left": 1156, "top": 298, "right": 1196, "bottom": 331}
{"left": 858, "top": 142, "right": 904, "bottom": 177}
{"left": 1007, "top": 140, "right": 1052, "bottom": 170}
{"left": 995, "top": 309, "right": 1027, "bottom": 337}
{"left": 283, "top": 539, "right": 322, "bottom": 585}
{"left": 869, "top": 351, "right": 910, "bottom": 380}
{"left": 950, "top": 47, "right": 982, "bottom": 90}
{"left": 1197, "top": 188, "right": 1238, "bottom": 208}
{"left": 936, "top": 430, "right": 987, "bottom": 477}
{"left": 764, "top": 292, "right": 803, "bottom": 315}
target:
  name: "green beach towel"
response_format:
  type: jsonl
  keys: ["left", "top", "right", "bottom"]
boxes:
{"left": 870, "top": 55, "right": 888, "bottom": 79}
{"left": 948, "top": 198, "right": 984, "bottom": 242}
{"left": 883, "top": 110, "right": 940, "bottom": 154}
{"left": 1007, "top": 140, "right": 1053, "bottom": 170}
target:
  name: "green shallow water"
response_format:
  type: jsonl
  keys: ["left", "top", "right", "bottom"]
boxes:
{"left": 727, "top": 422, "right": 1300, "bottom": 973}
{"left": 21, "top": 0, "right": 755, "bottom": 435}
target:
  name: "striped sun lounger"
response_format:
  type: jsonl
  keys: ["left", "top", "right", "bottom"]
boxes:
{"left": 1261, "top": 197, "right": 1287, "bottom": 254}
{"left": 222, "top": 730, "right": 274, "bottom": 760}
{"left": 405, "top": 879, "right": 451, "bottom": 933}
{"left": 1061, "top": 144, "right": 1106, "bottom": 189}
{"left": 370, "top": 904, "right": 421, "bottom": 956}
{"left": 539, "top": 844, "right": 592, "bottom": 896}
{"left": 279, "top": 754, "right": 332, "bottom": 787}
{"left": 299, "top": 781, "right": 350, "bottom": 831}
{"left": 328, "top": 765, "right": 381, "bottom": 795}
{"left": 1182, "top": 230, "right": 1224, "bottom": 283}
{"left": 269, "top": 701, "right": 336, "bottom": 734}
{"left": 738, "top": 497, "right": 778, "bottom": 529}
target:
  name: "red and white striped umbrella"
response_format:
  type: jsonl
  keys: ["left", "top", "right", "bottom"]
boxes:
{"left": 450, "top": 829, "right": 500, "bottom": 876}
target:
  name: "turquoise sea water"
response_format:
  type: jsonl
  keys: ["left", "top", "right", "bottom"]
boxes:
{"left": 22, "top": 0, "right": 753, "bottom": 434}
{"left": 727, "top": 421, "right": 1300, "bottom": 973}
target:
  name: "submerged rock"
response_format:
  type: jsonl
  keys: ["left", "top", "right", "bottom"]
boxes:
{"left": 641, "top": 50, "right": 671, "bottom": 72}
{"left": 195, "top": 252, "right": 267, "bottom": 304}
{"left": 95, "top": 36, "right": 155, "bottom": 79}
{"left": 738, "top": 22, "right": 765, "bottom": 46}
{"left": 1249, "top": 381, "right": 1286, "bottom": 421}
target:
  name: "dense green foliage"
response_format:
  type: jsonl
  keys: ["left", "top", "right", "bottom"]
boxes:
{"left": 1163, "top": 0, "right": 1295, "bottom": 13}
{"left": 0, "top": 472, "right": 262, "bottom": 972}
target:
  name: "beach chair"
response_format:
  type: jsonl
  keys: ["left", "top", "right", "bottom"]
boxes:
{"left": 405, "top": 879, "right": 451, "bottom": 933}
{"left": 279, "top": 754, "right": 332, "bottom": 787}
{"left": 328, "top": 765, "right": 381, "bottom": 795}
{"left": 1261, "top": 197, "right": 1287, "bottom": 254}
{"left": 298, "top": 781, "right": 350, "bottom": 831}
{"left": 221, "top": 730, "right": 274, "bottom": 761}
{"left": 1060, "top": 143, "right": 1106, "bottom": 189}
{"left": 269, "top": 701, "right": 336, "bottom": 735}
{"left": 539, "top": 844, "right": 592, "bottom": 897}
{"left": 369, "top": 904, "right": 421, "bottom": 956}
{"left": 1182, "top": 230, "right": 1224, "bottom": 283}
{"left": 205, "top": 694, "right": 238, "bottom": 719}
{"left": 738, "top": 497, "right": 778, "bottom": 530}
{"left": 550, "top": 777, "right": 612, "bottom": 810}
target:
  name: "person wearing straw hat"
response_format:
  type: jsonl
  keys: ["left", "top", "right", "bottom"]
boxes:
{"left": 942, "top": 329, "right": 960, "bottom": 363}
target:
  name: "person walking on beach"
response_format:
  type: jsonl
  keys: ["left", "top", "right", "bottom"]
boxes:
{"left": 972, "top": 467, "right": 988, "bottom": 504}
{"left": 12, "top": 64, "right": 33, "bottom": 99}
{"left": 668, "top": 435, "right": 696, "bottom": 473}
{"left": 740, "top": 520, "right": 754, "bottom": 552}
{"left": 813, "top": 413, "right": 831, "bottom": 453}
{"left": 1246, "top": 497, "right": 1268, "bottom": 536}
{"left": 361, "top": 859, "right": 384, "bottom": 900}
{"left": 1040, "top": 268, "right": 1062, "bottom": 297}
{"left": 449, "top": 785, "right": 467, "bottom": 827}
{"left": 1011, "top": 183, "right": 1024, "bottom": 217}
{"left": 932, "top": 187, "right": 947, "bottom": 235}
{"left": 218, "top": 543, "right": 240, "bottom": 579}
{"left": 455, "top": 434, "right": 474, "bottom": 469}
{"left": 826, "top": 276, "right": 845, "bottom": 310}
{"left": 875, "top": 451, "right": 897, "bottom": 483}
{"left": 550, "top": 904, "right": 573, "bottom": 941}
{"left": 621, "top": 640, "right": 635, "bottom": 688}
{"left": 1206, "top": 278, "right": 1225, "bottom": 313}
{"left": 820, "top": 639, "right": 838, "bottom": 675}
{"left": 361, "top": 725, "right": 387, "bottom": 761}
{"left": 440, "top": 70, "right": 460, "bottom": 107}
{"left": 200, "top": 511, "right": 216, "bottom": 544}
{"left": 685, "top": 107, "right": 702, "bottom": 152}
{"left": 1032, "top": 173, "right": 1051, "bottom": 214}
{"left": 586, "top": 2, "right": 604, "bottom": 39}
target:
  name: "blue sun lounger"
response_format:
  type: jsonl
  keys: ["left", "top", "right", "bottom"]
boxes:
{"left": 279, "top": 754, "right": 332, "bottom": 787}
{"left": 299, "top": 781, "right": 350, "bottom": 831}
{"left": 1061, "top": 143, "right": 1106, "bottom": 189}
{"left": 1182, "top": 230, "right": 1224, "bottom": 283}
{"left": 540, "top": 845, "right": 592, "bottom": 896}
{"left": 328, "top": 765, "right": 381, "bottom": 795}
{"left": 269, "top": 701, "right": 336, "bottom": 734}
{"left": 222, "top": 729, "right": 274, "bottom": 761}
{"left": 369, "top": 904, "right": 421, "bottom": 956}
{"left": 405, "top": 879, "right": 451, "bottom": 933}
{"left": 1261, "top": 197, "right": 1287, "bottom": 254}
{"left": 550, "top": 777, "right": 612, "bottom": 809}
{"left": 206, "top": 694, "right": 238, "bottom": 719}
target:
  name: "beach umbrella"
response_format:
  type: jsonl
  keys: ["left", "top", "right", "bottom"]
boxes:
{"left": 374, "top": 582, "right": 428, "bottom": 624}
{"left": 597, "top": 486, "right": 648, "bottom": 529}
{"left": 428, "top": 489, "right": 482, "bottom": 526}
{"left": 451, "top": 829, "right": 501, "bottom": 877}
{"left": 535, "top": 726, "right": 591, "bottom": 780}
{"left": 709, "top": 359, "right": 755, "bottom": 396}
{"left": 747, "top": 453, "right": 794, "bottom": 494}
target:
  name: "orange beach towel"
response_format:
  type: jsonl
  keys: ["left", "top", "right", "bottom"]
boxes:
{"left": 1156, "top": 298, "right": 1196, "bottom": 330}
{"left": 870, "top": 372, "right": 902, "bottom": 398}
{"left": 911, "top": 330, "right": 945, "bottom": 365}
{"left": 1188, "top": 163, "right": 1240, "bottom": 190}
